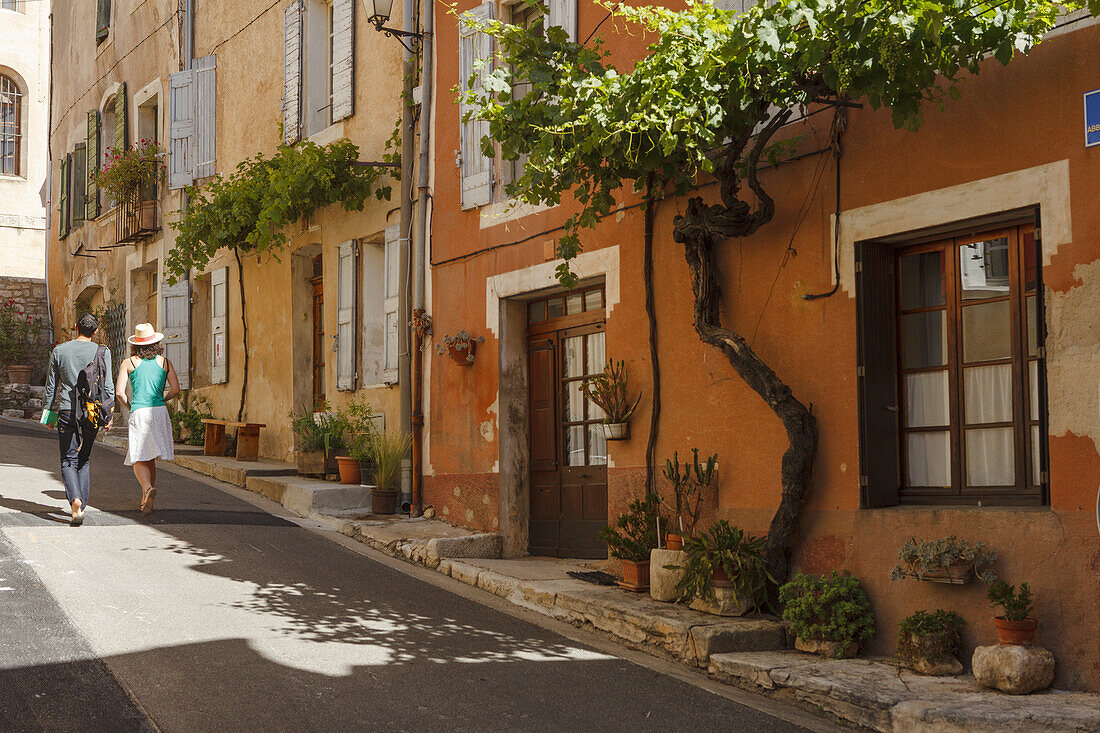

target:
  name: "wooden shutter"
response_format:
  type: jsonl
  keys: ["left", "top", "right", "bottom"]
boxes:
{"left": 283, "top": 0, "right": 303, "bottom": 145}
{"left": 59, "top": 156, "right": 70, "bottom": 238}
{"left": 72, "top": 144, "right": 85, "bottom": 228}
{"left": 383, "top": 225, "right": 400, "bottom": 384}
{"left": 336, "top": 240, "right": 357, "bottom": 391}
{"left": 331, "top": 0, "right": 355, "bottom": 122}
{"left": 114, "top": 82, "right": 128, "bottom": 153}
{"left": 855, "top": 241, "right": 900, "bottom": 508}
{"left": 548, "top": 0, "right": 577, "bottom": 41}
{"left": 86, "top": 110, "right": 100, "bottom": 218}
{"left": 162, "top": 279, "right": 191, "bottom": 389}
{"left": 211, "top": 266, "right": 229, "bottom": 385}
{"left": 459, "top": 3, "right": 493, "bottom": 209}
{"left": 96, "top": 0, "right": 110, "bottom": 43}
{"left": 168, "top": 70, "right": 195, "bottom": 189}
{"left": 193, "top": 55, "right": 216, "bottom": 179}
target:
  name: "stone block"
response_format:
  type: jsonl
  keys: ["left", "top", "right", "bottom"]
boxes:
{"left": 690, "top": 620, "right": 788, "bottom": 666}
{"left": 29, "top": 386, "right": 45, "bottom": 399}
{"left": 649, "top": 548, "right": 685, "bottom": 602}
{"left": 1, "top": 409, "right": 23, "bottom": 419}
{"left": 476, "top": 570, "right": 519, "bottom": 598}
{"left": 794, "top": 636, "right": 859, "bottom": 658}
{"left": 909, "top": 655, "right": 964, "bottom": 677}
{"left": 972, "top": 644, "right": 1055, "bottom": 695}
{"left": 25, "top": 409, "right": 42, "bottom": 421}
{"left": 448, "top": 561, "right": 481, "bottom": 587}
{"left": 25, "top": 398, "right": 43, "bottom": 410}
{"left": 425, "top": 533, "right": 502, "bottom": 560}
{"left": 689, "top": 587, "right": 754, "bottom": 617}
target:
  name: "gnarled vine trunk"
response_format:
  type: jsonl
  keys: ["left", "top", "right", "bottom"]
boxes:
{"left": 671, "top": 109, "right": 819, "bottom": 588}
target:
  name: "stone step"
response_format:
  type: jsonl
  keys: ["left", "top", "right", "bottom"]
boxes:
{"left": 245, "top": 475, "right": 371, "bottom": 517}
{"left": 708, "top": 650, "right": 1100, "bottom": 732}
{"left": 172, "top": 453, "right": 297, "bottom": 487}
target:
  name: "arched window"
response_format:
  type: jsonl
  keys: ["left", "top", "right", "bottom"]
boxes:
{"left": 0, "top": 74, "right": 21, "bottom": 176}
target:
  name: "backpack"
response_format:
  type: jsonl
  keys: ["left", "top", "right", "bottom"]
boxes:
{"left": 77, "top": 344, "right": 113, "bottom": 430}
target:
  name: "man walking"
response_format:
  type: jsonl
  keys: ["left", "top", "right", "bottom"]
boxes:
{"left": 43, "top": 313, "right": 114, "bottom": 525}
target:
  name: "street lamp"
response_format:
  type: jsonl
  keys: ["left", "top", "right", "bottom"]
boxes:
{"left": 362, "top": 0, "right": 421, "bottom": 51}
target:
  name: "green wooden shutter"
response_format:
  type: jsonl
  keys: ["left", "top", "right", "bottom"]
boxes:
{"left": 72, "top": 144, "right": 86, "bottom": 228}
{"left": 86, "top": 110, "right": 100, "bottom": 220}
{"left": 59, "top": 155, "right": 70, "bottom": 238}
{"left": 855, "top": 241, "right": 901, "bottom": 508}
{"left": 114, "top": 82, "right": 128, "bottom": 153}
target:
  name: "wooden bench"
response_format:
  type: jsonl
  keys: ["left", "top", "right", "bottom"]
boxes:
{"left": 201, "top": 419, "right": 267, "bottom": 461}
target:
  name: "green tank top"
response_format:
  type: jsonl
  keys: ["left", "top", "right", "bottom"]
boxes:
{"left": 128, "top": 357, "right": 168, "bottom": 410}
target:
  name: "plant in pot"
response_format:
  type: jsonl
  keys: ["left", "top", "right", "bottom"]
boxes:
{"left": 94, "top": 138, "right": 164, "bottom": 222}
{"left": 987, "top": 579, "right": 1036, "bottom": 645}
{"left": 0, "top": 300, "right": 49, "bottom": 383}
{"left": 366, "top": 429, "right": 412, "bottom": 514}
{"left": 581, "top": 359, "right": 642, "bottom": 440}
{"left": 659, "top": 448, "right": 715, "bottom": 550}
{"left": 289, "top": 404, "right": 345, "bottom": 476}
{"left": 344, "top": 398, "right": 379, "bottom": 485}
{"left": 896, "top": 609, "right": 967, "bottom": 676}
{"left": 598, "top": 494, "right": 658, "bottom": 592}
{"left": 435, "top": 330, "right": 485, "bottom": 366}
{"left": 779, "top": 571, "right": 875, "bottom": 659}
{"left": 890, "top": 536, "right": 997, "bottom": 585}
{"left": 672, "top": 520, "right": 769, "bottom": 615}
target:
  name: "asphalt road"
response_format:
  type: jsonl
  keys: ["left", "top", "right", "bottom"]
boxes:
{"left": 0, "top": 419, "right": 811, "bottom": 732}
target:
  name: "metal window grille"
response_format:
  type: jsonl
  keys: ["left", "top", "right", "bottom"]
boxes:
{"left": 0, "top": 75, "right": 21, "bottom": 176}
{"left": 104, "top": 302, "right": 127, "bottom": 381}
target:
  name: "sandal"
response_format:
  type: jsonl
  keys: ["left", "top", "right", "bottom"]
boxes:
{"left": 141, "top": 487, "right": 157, "bottom": 515}
{"left": 70, "top": 499, "right": 84, "bottom": 527}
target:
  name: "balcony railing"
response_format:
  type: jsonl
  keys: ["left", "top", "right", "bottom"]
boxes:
{"left": 115, "top": 179, "right": 161, "bottom": 245}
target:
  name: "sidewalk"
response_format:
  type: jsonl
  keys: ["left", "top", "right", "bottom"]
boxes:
{"left": 156, "top": 445, "right": 1100, "bottom": 732}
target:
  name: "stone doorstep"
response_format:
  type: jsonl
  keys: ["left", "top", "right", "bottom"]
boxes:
{"left": 172, "top": 453, "right": 297, "bottom": 487}
{"left": 245, "top": 475, "right": 371, "bottom": 517}
{"left": 708, "top": 651, "right": 1100, "bottom": 733}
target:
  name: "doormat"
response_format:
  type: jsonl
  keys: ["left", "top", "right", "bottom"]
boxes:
{"left": 567, "top": 570, "right": 618, "bottom": 586}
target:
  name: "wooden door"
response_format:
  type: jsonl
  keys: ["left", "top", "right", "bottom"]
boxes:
{"left": 311, "top": 256, "right": 325, "bottom": 408}
{"left": 527, "top": 286, "right": 608, "bottom": 558}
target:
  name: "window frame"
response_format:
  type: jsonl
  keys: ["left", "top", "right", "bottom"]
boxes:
{"left": 0, "top": 74, "right": 22, "bottom": 177}
{"left": 892, "top": 223, "right": 1047, "bottom": 506}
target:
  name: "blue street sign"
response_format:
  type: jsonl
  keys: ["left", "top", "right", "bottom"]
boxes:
{"left": 1087, "top": 89, "right": 1100, "bottom": 148}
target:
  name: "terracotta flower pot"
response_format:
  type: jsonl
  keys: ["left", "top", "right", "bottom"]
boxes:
{"left": 618, "top": 559, "right": 650, "bottom": 592}
{"left": 371, "top": 487, "right": 399, "bottom": 515}
{"left": 665, "top": 533, "right": 683, "bottom": 551}
{"left": 6, "top": 365, "right": 32, "bottom": 383}
{"left": 335, "top": 455, "right": 361, "bottom": 485}
{"left": 993, "top": 616, "right": 1038, "bottom": 646}
{"left": 603, "top": 422, "right": 629, "bottom": 440}
{"left": 448, "top": 340, "right": 476, "bottom": 366}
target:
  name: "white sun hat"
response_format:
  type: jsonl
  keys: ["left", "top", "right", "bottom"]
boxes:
{"left": 127, "top": 322, "right": 164, "bottom": 346}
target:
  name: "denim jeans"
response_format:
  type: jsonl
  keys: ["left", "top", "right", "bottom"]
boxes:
{"left": 57, "top": 412, "right": 98, "bottom": 507}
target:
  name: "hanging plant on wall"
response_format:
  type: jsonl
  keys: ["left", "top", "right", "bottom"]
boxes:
{"left": 436, "top": 330, "right": 484, "bottom": 366}
{"left": 93, "top": 138, "right": 165, "bottom": 203}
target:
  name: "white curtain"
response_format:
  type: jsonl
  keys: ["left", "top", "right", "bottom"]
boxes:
{"left": 908, "top": 432, "right": 950, "bottom": 487}
{"left": 966, "top": 428, "right": 1014, "bottom": 486}
{"left": 964, "top": 364, "right": 1012, "bottom": 423}
{"left": 906, "top": 371, "right": 949, "bottom": 427}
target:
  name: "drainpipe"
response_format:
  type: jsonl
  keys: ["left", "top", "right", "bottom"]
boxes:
{"left": 45, "top": 10, "right": 54, "bottom": 334}
{"left": 397, "top": 0, "right": 416, "bottom": 506}
{"left": 410, "top": 0, "right": 434, "bottom": 517}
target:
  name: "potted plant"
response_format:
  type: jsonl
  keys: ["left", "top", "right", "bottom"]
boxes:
{"left": 581, "top": 359, "right": 642, "bottom": 440}
{"left": 890, "top": 536, "right": 997, "bottom": 585}
{"left": 435, "top": 330, "right": 484, "bottom": 366}
{"left": 780, "top": 571, "right": 875, "bottom": 658}
{"left": 598, "top": 494, "right": 659, "bottom": 591}
{"left": 659, "top": 448, "right": 715, "bottom": 549}
{"left": 0, "top": 300, "right": 49, "bottom": 383}
{"left": 366, "top": 429, "right": 412, "bottom": 514}
{"left": 672, "top": 520, "right": 769, "bottom": 614}
{"left": 896, "top": 609, "right": 967, "bottom": 676}
{"left": 289, "top": 404, "right": 344, "bottom": 476}
{"left": 344, "top": 398, "right": 379, "bottom": 485}
{"left": 93, "top": 138, "right": 164, "bottom": 215}
{"left": 987, "top": 580, "right": 1037, "bottom": 645}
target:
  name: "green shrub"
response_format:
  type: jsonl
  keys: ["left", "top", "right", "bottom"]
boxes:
{"left": 167, "top": 391, "right": 213, "bottom": 446}
{"left": 599, "top": 494, "right": 659, "bottom": 562}
{"left": 987, "top": 580, "right": 1033, "bottom": 621}
{"left": 896, "top": 609, "right": 965, "bottom": 666}
{"left": 289, "top": 402, "right": 346, "bottom": 457}
{"left": 673, "top": 520, "right": 769, "bottom": 609}
{"left": 779, "top": 571, "right": 875, "bottom": 656}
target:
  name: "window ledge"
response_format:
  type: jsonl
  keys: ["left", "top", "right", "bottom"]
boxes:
{"left": 0, "top": 174, "right": 26, "bottom": 182}
{"left": 861, "top": 504, "right": 1050, "bottom": 513}
{"left": 479, "top": 198, "right": 556, "bottom": 229}
{"left": 307, "top": 121, "right": 346, "bottom": 147}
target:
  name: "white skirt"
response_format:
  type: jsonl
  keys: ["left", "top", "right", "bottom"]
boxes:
{"left": 126, "top": 405, "right": 175, "bottom": 465}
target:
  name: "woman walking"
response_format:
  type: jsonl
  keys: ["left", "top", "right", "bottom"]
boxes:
{"left": 115, "top": 323, "right": 180, "bottom": 514}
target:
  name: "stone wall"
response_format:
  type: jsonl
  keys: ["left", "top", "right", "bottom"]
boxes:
{"left": 1, "top": 276, "right": 53, "bottom": 385}
{"left": 0, "top": 384, "right": 45, "bottom": 421}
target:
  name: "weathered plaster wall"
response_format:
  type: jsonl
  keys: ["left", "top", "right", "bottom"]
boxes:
{"left": 427, "top": 8, "right": 1100, "bottom": 690}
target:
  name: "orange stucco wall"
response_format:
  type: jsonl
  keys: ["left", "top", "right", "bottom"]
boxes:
{"left": 427, "top": 4, "right": 1100, "bottom": 691}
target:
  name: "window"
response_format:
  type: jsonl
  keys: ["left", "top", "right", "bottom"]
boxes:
{"left": 96, "top": 0, "right": 111, "bottom": 44}
{"left": 0, "top": 74, "right": 21, "bottom": 176}
{"left": 284, "top": 0, "right": 354, "bottom": 143}
{"left": 857, "top": 222, "right": 1046, "bottom": 507}
{"left": 504, "top": 2, "right": 543, "bottom": 187}
{"left": 1, "top": 1, "right": 20, "bottom": 13}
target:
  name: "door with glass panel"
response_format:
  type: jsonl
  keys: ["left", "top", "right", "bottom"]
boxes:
{"left": 896, "top": 225, "right": 1044, "bottom": 504}
{"left": 527, "top": 286, "right": 608, "bottom": 558}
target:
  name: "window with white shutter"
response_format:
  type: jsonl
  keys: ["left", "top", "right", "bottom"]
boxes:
{"left": 162, "top": 279, "right": 191, "bottom": 389}
{"left": 284, "top": 0, "right": 304, "bottom": 144}
{"left": 193, "top": 55, "right": 216, "bottom": 179}
{"left": 167, "top": 70, "right": 194, "bottom": 189}
{"left": 383, "top": 225, "right": 400, "bottom": 384}
{"left": 330, "top": 0, "right": 354, "bottom": 122}
{"left": 211, "top": 266, "right": 229, "bottom": 384}
{"left": 459, "top": 3, "right": 493, "bottom": 210}
{"left": 547, "top": 0, "right": 577, "bottom": 41}
{"left": 336, "top": 239, "right": 357, "bottom": 391}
